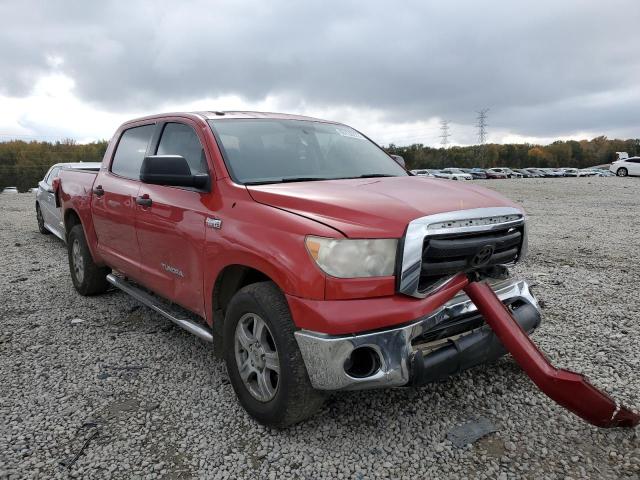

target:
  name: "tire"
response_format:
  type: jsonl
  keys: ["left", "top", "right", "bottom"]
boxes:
{"left": 36, "top": 203, "right": 50, "bottom": 235}
{"left": 223, "top": 281, "right": 325, "bottom": 427}
{"left": 67, "top": 224, "right": 111, "bottom": 296}
{"left": 616, "top": 167, "right": 628, "bottom": 177}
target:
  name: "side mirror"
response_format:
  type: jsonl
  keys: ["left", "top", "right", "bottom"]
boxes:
{"left": 140, "top": 155, "right": 209, "bottom": 189}
{"left": 390, "top": 154, "right": 406, "bottom": 169}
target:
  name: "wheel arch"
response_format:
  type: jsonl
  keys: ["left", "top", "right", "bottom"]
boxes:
{"left": 210, "top": 264, "right": 279, "bottom": 357}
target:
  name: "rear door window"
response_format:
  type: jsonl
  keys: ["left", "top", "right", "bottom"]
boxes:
{"left": 156, "top": 123, "right": 208, "bottom": 174}
{"left": 111, "top": 124, "right": 155, "bottom": 180}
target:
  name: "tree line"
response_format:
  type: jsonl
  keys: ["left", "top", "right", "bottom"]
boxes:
{"left": 0, "top": 139, "right": 108, "bottom": 192}
{"left": 1, "top": 135, "right": 639, "bottom": 191}
{"left": 386, "top": 136, "right": 640, "bottom": 171}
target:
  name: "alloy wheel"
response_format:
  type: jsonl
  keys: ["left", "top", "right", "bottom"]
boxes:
{"left": 72, "top": 239, "right": 85, "bottom": 284}
{"left": 234, "top": 313, "right": 280, "bottom": 402}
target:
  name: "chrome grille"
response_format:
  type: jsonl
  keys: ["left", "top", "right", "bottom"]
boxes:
{"left": 398, "top": 207, "right": 526, "bottom": 298}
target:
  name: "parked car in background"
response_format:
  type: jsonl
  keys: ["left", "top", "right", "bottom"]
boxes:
{"left": 593, "top": 168, "right": 614, "bottom": 177}
{"left": 441, "top": 168, "right": 473, "bottom": 181}
{"left": 523, "top": 168, "right": 548, "bottom": 177}
{"left": 486, "top": 168, "right": 514, "bottom": 179}
{"left": 561, "top": 168, "right": 578, "bottom": 177}
{"left": 36, "top": 162, "right": 102, "bottom": 240}
{"left": 610, "top": 156, "right": 640, "bottom": 177}
{"left": 461, "top": 168, "right": 488, "bottom": 179}
{"left": 410, "top": 169, "right": 435, "bottom": 177}
{"left": 484, "top": 169, "right": 507, "bottom": 179}
{"left": 2, "top": 186, "right": 19, "bottom": 194}
{"left": 426, "top": 169, "right": 451, "bottom": 179}
{"left": 504, "top": 168, "right": 523, "bottom": 179}
{"left": 538, "top": 168, "right": 564, "bottom": 178}
{"left": 513, "top": 169, "right": 538, "bottom": 178}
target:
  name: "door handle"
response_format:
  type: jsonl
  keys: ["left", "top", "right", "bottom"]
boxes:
{"left": 93, "top": 185, "right": 105, "bottom": 197}
{"left": 136, "top": 195, "right": 152, "bottom": 207}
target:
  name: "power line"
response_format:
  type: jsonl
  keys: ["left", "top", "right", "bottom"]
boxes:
{"left": 476, "top": 108, "right": 489, "bottom": 165}
{"left": 440, "top": 120, "right": 451, "bottom": 168}
{"left": 476, "top": 108, "right": 489, "bottom": 145}
{"left": 440, "top": 120, "right": 450, "bottom": 148}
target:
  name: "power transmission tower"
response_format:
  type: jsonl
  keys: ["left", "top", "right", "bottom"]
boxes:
{"left": 440, "top": 120, "right": 450, "bottom": 168}
{"left": 476, "top": 108, "right": 489, "bottom": 165}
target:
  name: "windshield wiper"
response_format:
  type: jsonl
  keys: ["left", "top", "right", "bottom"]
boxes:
{"left": 280, "top": 177, "right": 332, "bottom": 183}
{"left": 244, "top": 177, "right": 331, "bottom": 185}
{"left": 353, "top": 174, "right": 398, "bottom": 179}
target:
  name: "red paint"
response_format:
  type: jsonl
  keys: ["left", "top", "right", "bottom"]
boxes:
{"left": 464, "top": 281, "right": 639, "bottom": 428}
{"left": 289, "top": 273, "right": 469, "bottom": 334}
{"left": 57, "top": 112, "right": 511, "bottom": 332}
{"left": 247, "top": 177, "right": 519, "bottom": 238}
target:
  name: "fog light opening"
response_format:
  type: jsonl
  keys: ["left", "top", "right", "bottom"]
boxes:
{"left": 344, "top": 346, "right": 381, "bottom": 379}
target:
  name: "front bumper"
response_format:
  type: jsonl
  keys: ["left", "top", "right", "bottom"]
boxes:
{"left": 294, "top": 278, "right": 540, "bottom": 390}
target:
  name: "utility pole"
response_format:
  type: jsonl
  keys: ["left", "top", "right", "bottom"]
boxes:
{"left": 440, "top": 119, "right": 450, "bottom": 168}
{"left": 476, "top": 108, "right": 489, "bottom": 165}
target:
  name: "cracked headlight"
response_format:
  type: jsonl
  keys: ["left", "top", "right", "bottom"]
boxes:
{"left": 305, "top": 236, "right": 398, "bottom": 278}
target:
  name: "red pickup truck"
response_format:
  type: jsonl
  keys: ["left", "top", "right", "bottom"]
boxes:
{"left": 55, "top": 111, "right": 638, "bottom": 428}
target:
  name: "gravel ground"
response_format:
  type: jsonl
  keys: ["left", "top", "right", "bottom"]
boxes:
{"left": 1, "top": 178, "right": 639, "bottom": 479}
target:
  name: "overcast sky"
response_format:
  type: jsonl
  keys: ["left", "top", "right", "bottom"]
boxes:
{"left": 1, "top": 0, "right": 639, "bottom": 146}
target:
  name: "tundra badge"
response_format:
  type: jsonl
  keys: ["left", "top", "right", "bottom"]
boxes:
{"left": 206, "top": 217, "right": 222, "bottom": 229}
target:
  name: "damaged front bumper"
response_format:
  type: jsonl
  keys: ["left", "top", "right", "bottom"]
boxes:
{"left": 294, "top": 277, "right": 540, "bottom": 391}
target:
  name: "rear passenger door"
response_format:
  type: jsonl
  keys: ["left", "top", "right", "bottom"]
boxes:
{"left": 92, "top": 123, "right": 155, "bottom": 282}
{"left": 136, "top": 121, "right": 211, "bottom": 316}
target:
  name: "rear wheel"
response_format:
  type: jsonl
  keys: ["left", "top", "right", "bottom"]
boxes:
{"left": 67, "top": 224, "right": 110, "bottom": 296}
{"left": 223, "top": 281, "right": 324, "bottom": 427}
{"left": 36, "top": 203, "right": 50, "bottom": 235}
{"left": 616, "top": 167, "right": 628, "bottom": 177}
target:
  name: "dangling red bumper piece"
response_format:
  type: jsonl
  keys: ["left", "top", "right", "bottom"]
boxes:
{"left": 464, "top": 280, "right": 640, "bottom": 428}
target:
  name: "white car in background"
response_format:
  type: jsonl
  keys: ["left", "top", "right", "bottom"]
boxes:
{"left": 441, "top": 168, "right": 473, "bottom": 181}
{"left": 610, "top": 157, "right": 640, "bottom": 177}
{"left": 2, "top": 187, "right": 19, "bottom": 194}
{"left": 36, "top": 162, "right": 102, "bottom": 240}
{"left": 410, "top": 169, "right": 435, "bottom": 177}
{"left": 486, "top": 167, "right": 523, "bottom": 179}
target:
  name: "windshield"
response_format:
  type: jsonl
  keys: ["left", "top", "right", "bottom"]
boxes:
{"left": 208, "top": 119, "right": 407, "bottom": 184}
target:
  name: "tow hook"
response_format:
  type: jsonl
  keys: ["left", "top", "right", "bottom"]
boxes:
{"left": 463, "top": 278, "right": 639, "bottom": 428}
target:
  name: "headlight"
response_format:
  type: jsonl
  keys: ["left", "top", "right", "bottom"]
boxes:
{"left": 305, "top": 236, "right": 398, "bottom": 278}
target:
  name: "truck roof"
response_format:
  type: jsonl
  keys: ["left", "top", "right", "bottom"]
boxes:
{"left": 124, "top": 111, "right": 336, "bottom": 125}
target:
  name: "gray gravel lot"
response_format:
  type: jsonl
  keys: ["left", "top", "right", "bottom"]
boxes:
{"left": 1, "top": 178, "right": 639, "bottom": 479}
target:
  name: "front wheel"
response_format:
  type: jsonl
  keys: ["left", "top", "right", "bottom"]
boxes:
{"left": 223, "top": 282, "right": 325, "bottom": 428}
{"left": 36, "top": 203, "right": 50, "bottom": 235}
{"left": 67, "top": 224, "right": 111, "bottom": 296}
{"left": 617, "top": 167, "right": 628, "bottom": 177}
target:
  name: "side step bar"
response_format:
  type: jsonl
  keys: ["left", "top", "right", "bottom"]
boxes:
{"left": 106, "top": 274, "right": 213, "bottom": 343}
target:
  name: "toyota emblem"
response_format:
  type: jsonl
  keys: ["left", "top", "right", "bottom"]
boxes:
{"left": 470, "top": 244, "right": 495, "bottom": 267}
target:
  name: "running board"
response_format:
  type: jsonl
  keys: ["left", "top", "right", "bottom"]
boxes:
{"left": 106, "top": 274, "right": 213, "bottom": 343}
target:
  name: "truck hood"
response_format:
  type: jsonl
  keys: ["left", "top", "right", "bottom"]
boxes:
{"left": 246, "top": 176, "right": 521, "bottom": 238}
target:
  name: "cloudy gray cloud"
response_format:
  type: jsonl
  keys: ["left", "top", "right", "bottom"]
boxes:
{"left": 1, "top": 0, "right": 639, "bottom": 142}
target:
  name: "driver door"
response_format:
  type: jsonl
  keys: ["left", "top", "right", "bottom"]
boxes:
{"left": 136, "top": 121, "right": 211, "bottom": 316}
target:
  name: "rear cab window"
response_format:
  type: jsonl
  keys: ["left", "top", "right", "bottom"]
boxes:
{"left": 111, "top": 124, "right": 155, "bottom": 180}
